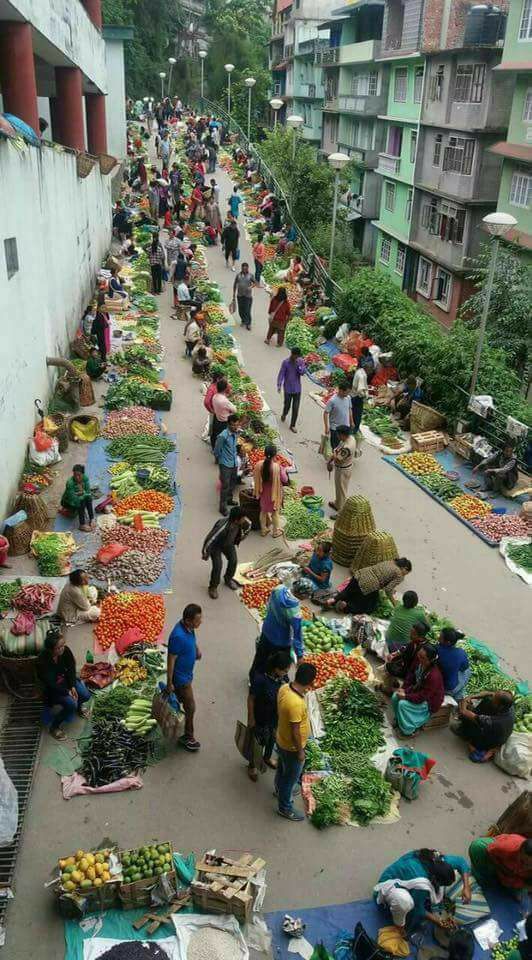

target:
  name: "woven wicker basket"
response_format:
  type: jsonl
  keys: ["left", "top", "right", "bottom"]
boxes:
{"left": 332, "top": 496, "right": 375, "bottom": 566}
{"left": 13, "top": 491, "right": 49, "bottom": 529}
{"left": 68, "top": 414, "right": 100, "bottom": 441}
{"left": 4, "top": 519, "right": 33, "bottom": 555}
{"left": 76, "top": 152, "right": 97, "bottom": 179}
{"left": 410, "top": 401, "right": 446, "bottom": 435}
{"left": 79, "top": 373, "right": 95, "bottom": 407}
{"left": 45, "top": 412, "right": 69, "bottom": 452}
{"left": 351, "top": 531, "right": 398, "bottom": 573}
{"left": 99, "top": 153, "right": 118, "bottom": 175}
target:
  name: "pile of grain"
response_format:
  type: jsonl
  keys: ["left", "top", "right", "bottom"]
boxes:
{"left": 187, "top": 927, "right": 242, "bottom": 960}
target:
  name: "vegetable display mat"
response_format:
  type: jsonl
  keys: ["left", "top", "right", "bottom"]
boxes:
{"left": 383, "top": 449, "right": 521, "bottom": 548}
{"left": 265, "top": 889, "right": 522, "bottom": 960}
{"left": 64, "top": 907, "right": 193, "bottom": 960}
{"left": 54, "top": 436, "right": 181, "bottom": 593}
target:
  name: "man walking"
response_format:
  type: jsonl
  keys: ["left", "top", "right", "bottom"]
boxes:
{"left": 351, "top": 363, "right": 368, "bottom": 433}
{"left": 277, "top": 347, "right": 306, "bottom": 433}
{"left": 214, "top": 414, "right": 240, "bottom": 515}
{"left": 166, "top": 604, "right": 203, "bottom": 752}
{"left": 202, "top": 507, "right": 251, "bottom": 599}
{"left": 232, "top": 262, "right": 256, "bottom": 330}
{"left": 324, "top": 383, "right": 353, "bottom": 450}
{"left": 275, "top": 662, "right": 317, "bottom": 821}
{"left": 328, "top": 424, "right": 358, "bottom": 517}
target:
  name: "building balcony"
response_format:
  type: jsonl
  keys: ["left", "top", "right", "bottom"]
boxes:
{"left": 336, "top": 93, "right": 385, "bottom": 116}
{"left": 295, "top": 83, "right": 319, "bottom": 99}
{"left": 323, "top": 94, "right": 339, "bottom": 111}
{"left": 342, "top": 194, "right": 378, "bottom": 220}
{"left": 338, "top": 142, "right": 379, "bottom": 168}
{"left": 409, "top": 232, "right": 467, "bottom": 271}
{"left": 377, "top": 153, "right": 401, "bottom": 175}
{"left": 315, "top": 46, "right": 340, "bottom": 66}
{"left": 316, "top": 39, "right": 382, "bottom": 67}
{"left": 297, "top": 37, "right": 329, "bottom": 57}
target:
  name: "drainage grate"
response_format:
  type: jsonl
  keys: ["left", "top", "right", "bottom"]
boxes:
{"left": 0, "top": 698, "right": 43, "bottom": 938}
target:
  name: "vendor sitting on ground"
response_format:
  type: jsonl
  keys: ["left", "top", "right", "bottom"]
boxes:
{"left": 60, "top": 464, "right": 94, "bottom": 532}
{"left": 452, "top": 690, "right": 515, "bottom": 763}
{"left": 320, "top": 558, "right": 412, "bottom": 615}
{"left": 386, "top": 591, "right": 427, "bottom": 653}
{"left": 437, "top": 628, "right": 470, "bottom": 701}
{"left": 57, "top": 569, "right": 101, "bottom": 625}
{"left": 472, "top": 442, "right": 518, "bottom": 494}
{"left": 469, "top": 834, "right": 532, "bottom": 894}
{"left": 86, "top": 346, "right": 107, "bottom": 380}
{"left": 374, "top": 847, "right": 471, "bottom": 935}
{"left": 108, "top": 266, "right": 128, "bottom": 300}
{"left": 392, "top": 644, "right": 445, "bottom": 736}
{"left": 390, "top": 376, "right": 423, "bottom": 423}
{"left": 386, "top": 619, "right": 430, "bottom": 684}
{"left": 301, "top": 541, "right": 333, "bottom": 592}
{"left": 37, "top": 623, "right": 92, "bottom": 740}
{"left": 191, "top": 342, "right": 212, "bottom": 378}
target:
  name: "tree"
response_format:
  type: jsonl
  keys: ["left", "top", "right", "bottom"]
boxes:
{"left": 102, "top": 0, "right": 182, "bottom": 101}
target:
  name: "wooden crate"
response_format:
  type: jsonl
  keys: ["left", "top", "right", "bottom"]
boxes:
{"left": 54, "top": 847, "right": 120, "bottom": 917}
{"left": 191, "top": 853, "right": 266, "bottom": 923}
{"left": 118, "top": 842, "right": 176, "bottom": 909}
{"left": 450, "top": 434, "right": 475, "bottom": 461}
{"left": 411, "top": 431, "right": 446, "bottom": 453}
{"left": 423, "top": 703, "right": 452, "bottom": 730}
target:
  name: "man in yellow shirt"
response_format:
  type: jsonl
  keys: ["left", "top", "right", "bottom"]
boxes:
{"left": 275, "top": 662, "right": 317, "bottom": 821}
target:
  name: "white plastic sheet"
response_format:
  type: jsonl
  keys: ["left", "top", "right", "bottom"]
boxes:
{"left": 0, "top": 758, "right": 18, "bottom": 847}
{"left": 499, "top": 537, "right": 532, "bottom": 586}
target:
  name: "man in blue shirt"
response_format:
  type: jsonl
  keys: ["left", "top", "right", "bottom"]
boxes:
{"left": 166, "top": 604, "right": 203, "bottom": 751}
{"left": 228, "top": 186, "right": 242, "bottom": 218}
{"left": 214, "top": 413, "right": 240, "bottom": 515}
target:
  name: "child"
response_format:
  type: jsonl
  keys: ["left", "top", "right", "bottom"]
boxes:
{"left": 86, "top": 347, "right": 106, "bottom": 380}
{"left": 302, "top": 541, "right": 333, "bottom": 591}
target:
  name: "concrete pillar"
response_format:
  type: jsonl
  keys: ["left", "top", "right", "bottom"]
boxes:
{"left": 0, "top": 22, "right": 39, "bottom": 133}
{"left": 49, "top": 97, "right": 60, "bottom": 142}
{"left": 82, "top": 0, "right": 103, "bottom": 29}
{"left": 55, "top": 67, "right": 86, "bottom": 151}
{"left": 86, "top": 93, "right": 107, "bottom": 154}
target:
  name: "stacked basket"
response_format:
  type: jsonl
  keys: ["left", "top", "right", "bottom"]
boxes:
{"left": 332, "top": 495, "right": 375, "bottom": 566}
{"left": 350, "top": 531, "right": 399, "bottom": 573}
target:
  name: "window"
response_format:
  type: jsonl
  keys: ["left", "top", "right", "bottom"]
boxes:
{"left": 434, "top": 267, "right": 452, "bottom": 309}
{"left": 395, "top": 244, "right": 406, "bottom": 274}
{"left": 421, "top": 198, "right": 466, "bottom": 242}
{"left": 387, "top": 125, "right": 403, "bottom": 156}
{"left": 433, "top": 133, "right": 443, "bottom": 166}
{"left": 509, "top": 171, "right": 531, "bottom": 208}
{"left": 380, "top": 237, "right": 392, "bottom": 263}
{"left": 368, "top": 71, "right": 378, "bottom": 96}
{"left": 406, "top": 188, "right": 413, "bottom": 221}
{"left": 351, "top": 71, "right": 378, "bottom": 96}
{"left": 410, "top": 129, "right": 418, "bottom": 162}
{"left": 453, "top": 64, "right": 486, "bottom": 103}
{"left": 417, "top": 257, "right": 432, "bottom": 297}
{"left": 429, "top": 65, "right": 445, "bottom": 101}
{"left": 394, "top": 67, "right": 408, "bottom": 102}
{"left": 4, "top": 237, "right": 18, "bottom": 280}
{"left": 442, "top": 136, "right": 475, "bottom": 175}
{"left": 414, "top": 66, "right": 424, "bottom": 103}
{"left": 303, "top": 104, "right": 312, "bottom": 126}
{"left": 519, "top": 0, "right": 532, "bottom": 39}
{"left": 422, "top": 197, "right": 440, "bottom": 233}
{"left": 523, "top": 89, "right": 532, "bottom": 122}
{"left": 384, "top": 180, "right": 396, "bottom": 211}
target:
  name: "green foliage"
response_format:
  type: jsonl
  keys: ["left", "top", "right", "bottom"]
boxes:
{"left": 102, "top": 0, "right": 180, "bottom": 101}
{"left": 308, "top": 220, "right": 365, "bottom": 283}
{"left": 336, "top": 269, "right": 532, "bottom": 427}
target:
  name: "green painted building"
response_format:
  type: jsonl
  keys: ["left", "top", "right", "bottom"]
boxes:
{"left": 491, "top": 0, "right": 532, "bottom": 259}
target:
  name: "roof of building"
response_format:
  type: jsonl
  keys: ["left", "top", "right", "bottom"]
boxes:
{"left": 493, "top": 60, "right": 532, "bottom": 72}
{"left": 489, "top": 141, "right": 532, "bottom": 163}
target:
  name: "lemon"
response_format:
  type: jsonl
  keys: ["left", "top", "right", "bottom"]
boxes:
{"left": 79, "top": 858, "right": 89, "bottom": 872}
{"left": 64, "top": 880, "right": 76, "bottom": 892}
{"left": 95, "top": 863, "right": 104, "bottom": 877}
{"left": 87, "top": 867, "right": 96, "bottom": 881}
{"left": 75, "top": 850, "right": 85, "bottom": 861}
{"left": 71, "top": 870, "right": 83, "bottom": 884}
{"left": 86, "top": 853, "right": 96, "bottom": 866}
{"left": 95, "top": 853, "right": 105, "bottom": 864}
{"left": 93, "top": 877, "right": 103, "bottom": 887}
{"left": 102, "top": 871, "right": 111, "bottom": 882}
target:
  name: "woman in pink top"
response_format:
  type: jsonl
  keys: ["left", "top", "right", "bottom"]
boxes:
{"left": 210, "top": 377, "right": 236, "bottom": 448}
{"left": 253, "top": 444, "right": 288, "bottom": 537}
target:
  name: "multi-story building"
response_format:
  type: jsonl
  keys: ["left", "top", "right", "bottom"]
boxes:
{"left": 490, "top": 0, "right": 532, "bottom": 260}
{"left": 318, "top": 1, "right": 386, "bottom": 259}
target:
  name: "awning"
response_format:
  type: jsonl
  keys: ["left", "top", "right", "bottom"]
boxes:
{"left": 493, "top": 60, "right": 532, "bottom": 72}
{"left": 318, "top": 19, "right": 350, "bottom": 29}
{"left": 489, "top": 141, "right": 532, "bottom": 163}
{"left": 347, "top": 210, "right": 362, "bottom": 221}
{"left": 276, "top": 0, "right": 293, "bottom": 10}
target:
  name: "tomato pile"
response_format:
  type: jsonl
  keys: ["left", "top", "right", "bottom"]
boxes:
{"left": 247, "top": 449, "right": 293, "bottom": 469}
{"left": 115, "top": 490, "right": 174, "bottom": 516}
{"left": 244, "top": 389, "right": 263, "bottom": 413}
{"left": 302, "top": 652, "right": 370, "bottom": 689}
{"left": 450, "top": 494, "right": 492, "bottom": 520}
{"left": 240, "top": 579, "right": 279, "bottom": 609}
{"left": 95, "top": 592, "right": 165, "bottom": 650}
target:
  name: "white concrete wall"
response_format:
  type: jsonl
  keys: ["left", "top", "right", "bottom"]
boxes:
{"left": 0, "top": 137, "right": 112, "bottom": 519}
{"left": 7, "top": 0, "right": 107, "bottom": 93}
{"left": 105, "top": 39, "right": 127, "bottom": 159}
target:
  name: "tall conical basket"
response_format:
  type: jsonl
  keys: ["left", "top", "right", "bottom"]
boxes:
{"left": 332, "top": 495, "right": 375, "bottom": 566}
{"left": 351, "top": 531, "right": 399, "bottom": 573}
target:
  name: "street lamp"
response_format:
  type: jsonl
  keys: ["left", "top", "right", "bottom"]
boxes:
{"left": 286, "top": 113, "right": 303, "bottom": 161}
{"left": 244, "top": 77, "right": 256, "bottom": 142}
{"left": 199, "top": 49, "right": 207, "bottom": 101}
{"left": 327, "top": 152, "right": 350, "bottom": 275}
{"left": 167, "top": 57, "right": 176, "bottom": 97}
{"left": 224, "top": 63, "right": 235, "bottom": 116}
{"left": 269, "top": 97, "right": 283, "bottom": 129}
{"left": 158, "top": 72, "right": 166, "bottom": 99}
{"left": 469, "top": 211, "right": 518, "bottom": 395}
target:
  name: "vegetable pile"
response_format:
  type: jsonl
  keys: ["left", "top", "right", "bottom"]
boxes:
{"left": 31, "top": 532, "right": 76, "bottom": 576}
{"left": 471, "top": 514, "right": 529, "bottom": 542}
{"left": 95, "top": 592, "right": 165, "bottom": 650}
{"left": 459, "top": 640, "right": 517, "bottom": 695}
{"left": 115, "top": 657, "right": 148, "bottom": 686}
{"left": 121, "top": 843, "right": 173, "bottom": 884}
{"left": 87, "top": 549, "right": 164, "bottom": 586}
{"left": 114, "top": 490, "right": 174, "bottom": 516}
{"left": 107, "top": 435, "right": 175, "bottom": 466}
{"left": 320, "top": 676, "right": 385, "bottom": 758}
{"left": 104, "top": 407, "right": 159, "bottom": 438}
{"left": 100, "top": 525, "right": 169, "bottom": 554}
{"left": 303, "top": 651, "right": 369, "bottom": 688}
{"left": 13, "top": 582, "right": 56, "bottom": 615}
{"left": 450, "top": 494, "right": 492, "bottom": 520}
{"left": 240, "top": 579, "right": 279, "bottom": 609}
{"left": 303, "top": 620, "right": 343, "bottom": 654}
{"left": 105, "top": 380, "right": 171, "bottom": 411}
{"left": 0, "top": 579, "right": 22, "bottom": 611}
{"left": 58, "top": 848, "right": 113, "bottom": 893}
{"left": 506, "top": 540, "right": 532, "bottom": 571}
{"left": 92, "top": 685, "right": 137, "bottom": 722}
{"left": 397, "top": 452, "right": 443, "bottom": 476}
{"left": 514, "top": 694, "right": 532, "bottom": 733}
{"left": 421, "top": 473, "right": 463, "bottom": 501}
{"left": 282, "top": 498, "right": 329, "bottom": 540}
{"left": 80, "top": 717, "right": 155, "bottom": 787}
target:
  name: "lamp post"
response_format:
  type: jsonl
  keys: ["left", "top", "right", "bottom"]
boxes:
{"left": 159, "top": 72, "right": 166, "bottom": 99}
{"left": 269, "top": 97, "right": 283, "bottom": 129}
{"left": 327, "top": 152, "right": 350, "bottom": 275}
{"left": 286, "top": 113, "right": 303, "bottom": 161}
{"left": 469, "top": 211, "right": 517, "bottom": 395}
{"left": 167, "top": 57, "right": 176, "bottom": 97}
{"left": 244, "top": 77, "right": 256, "bottom": 142}
{"left": 199, "top": 49, "right": 207, "bottom": 103}
{"left": 224, "top": 63, "right": 235, "bottom": 116}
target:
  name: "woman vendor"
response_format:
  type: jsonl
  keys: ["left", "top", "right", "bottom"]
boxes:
{"left": 60, "top": 464, "right": 94, "bottom": 532}
{"left": 107, "top": 266, "right": 128, "bottom": 300}
{"left": 386, "top": 620, "right": 430, "bottom": 682}
{"left": 253, "top": 444, "right": 288, "bottom": 538}
{"left": 437, "top": 628, "right": 470, "bottom": 701}
{"left": 386, "top": 591, "right": 427, "bottom": 652}
{"left": 453, "top": 690, "right": 515, "bottom": 763}
{"left": 265, "top": 287, "right": 291, "bottom": 347}
{"left": 246, "top": 650, "right": 292, "bottom": 782}
{"left": 92, "top": 292, "right": 111, "bottom": 361}
{"left": 392, "top": 644, "right": 445, "bottom": 736}
{"left": 469, "top": 834, "right": 532, "bottom": 894}
{"left": 250, "top": 584, "right": 303, "bottom": 681}
{"left": 375, "top": 847, "right": 471, "bottom": 935}
{"left": 86, "top": 346, "right": 106, "bottom": 380}
{"left": 321, "top": 558, "right": 412, "bottom": 615}
{"left": 37, "top": 624, "right": 92, "bottom": 740}
{"left": 301, "top": 541, "right": 333, "bottom": 592}
{"left": 57, "top": 569, "right": 100, "bottom": 625}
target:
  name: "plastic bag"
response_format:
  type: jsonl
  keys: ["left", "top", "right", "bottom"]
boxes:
{"left": 319, "top": 433, "right": 332, "bottom": 460}
{"left": 28, "top": 436, "right": 60, "bottom": 466}
{"left": 96, "top": 543, "right": 129, "bottom": 565}
{"left": 0, "top": 757, "right": 18, "bottom": 846}
{"left": 494, "top": 733, "right": 532, "bottom": 779}
{"left": 378, "top": 927, "right": 409, "bottom": 957}
{"left": 10, "top": 611, "right": 36, "bottom": 635}
{"left": 33, "top": 427, "right": 53, "bottom": 451}
{"left": 115, "top": 626, "right": 144, "bottom": 655}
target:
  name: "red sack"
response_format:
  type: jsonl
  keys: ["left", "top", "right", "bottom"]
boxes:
{"left": 33, "top": 427, "right": 53, "bottom": 452}
{"left": 96, "top": 543, "right": 129, "bottom": 565}
{"left": 115, "top": 626, "right": 144, "bottom": 655}
{"left": 11, "top": 611, "right": 36, "bottom": 635}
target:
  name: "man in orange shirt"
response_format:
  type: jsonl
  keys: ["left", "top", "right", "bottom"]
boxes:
{"left": 469, "top": 834, "right": 532, "bottom": 892}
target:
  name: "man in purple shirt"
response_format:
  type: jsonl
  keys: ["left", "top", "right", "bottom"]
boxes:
{"left": 277, "top": 347, "right": 306, "bottom": 433}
